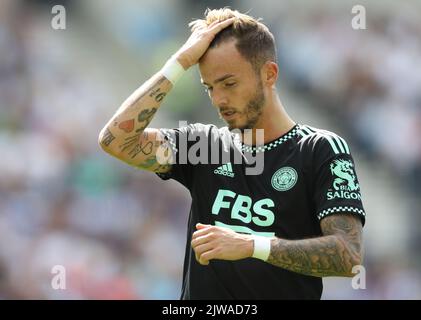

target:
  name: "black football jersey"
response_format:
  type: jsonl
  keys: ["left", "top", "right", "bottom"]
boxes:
{"left": 156, "top": 123, "right": 365, "bottom": 300}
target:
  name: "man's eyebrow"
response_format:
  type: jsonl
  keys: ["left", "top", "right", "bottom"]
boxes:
{"left": 201, "top": 74, "right": 235, "bottom": 86}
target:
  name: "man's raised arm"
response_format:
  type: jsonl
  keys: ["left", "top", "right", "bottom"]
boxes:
{"left": 98, "top": 17, "right": 235, "bottom": 173}
{"left": 98, "top": 72, "right": 175, "bottom": 173}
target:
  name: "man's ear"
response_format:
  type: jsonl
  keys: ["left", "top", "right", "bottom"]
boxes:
{"left": 261, "top": 61, "right": 278, "bottom": 87}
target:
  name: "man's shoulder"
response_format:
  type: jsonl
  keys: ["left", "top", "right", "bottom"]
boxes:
{"left": 297, "top": 124, "right": 351, "bottom": 156}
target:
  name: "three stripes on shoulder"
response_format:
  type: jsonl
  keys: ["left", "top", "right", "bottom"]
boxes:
{"left": 298, "top": 125, "right": 350, "bottom": 155}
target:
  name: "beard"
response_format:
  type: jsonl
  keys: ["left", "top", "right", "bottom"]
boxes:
{"left": 227, "top": 80, "right": 265, "bottom": 131}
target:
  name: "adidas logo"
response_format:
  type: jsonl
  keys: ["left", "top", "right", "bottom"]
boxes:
{"left": 214, "top": 162, "right": 234, "bottom": 178}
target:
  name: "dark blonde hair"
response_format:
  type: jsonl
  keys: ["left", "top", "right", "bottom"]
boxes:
{"left": 189, "top": 8, "right": 277, "bottom": 73}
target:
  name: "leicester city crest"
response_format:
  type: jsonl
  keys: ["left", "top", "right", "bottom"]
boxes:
{"left": 271, "top": 167, "right": 298, "bottom": 191}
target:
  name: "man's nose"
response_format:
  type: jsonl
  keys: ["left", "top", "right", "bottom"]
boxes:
{"left": 211, "top": 89, "right": 229, "bottom": 108}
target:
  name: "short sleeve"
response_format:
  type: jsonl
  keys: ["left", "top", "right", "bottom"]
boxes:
{"left": 155, "top": 123, "right": 209, "bottom": 189}
{"left": 311, "top": 132, "right": 366, "bottom": 226}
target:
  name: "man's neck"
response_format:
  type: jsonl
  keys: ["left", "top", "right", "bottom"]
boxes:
{"left": 242, "top": 97, "right": 296, "bottom": 146}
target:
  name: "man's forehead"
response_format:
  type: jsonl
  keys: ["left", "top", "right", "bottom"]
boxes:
{"left": 199, "top": 59, "right": 243, "bottom": 85}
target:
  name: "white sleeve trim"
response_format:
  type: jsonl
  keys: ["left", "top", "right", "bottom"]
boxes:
{"left": 317, "top": 206, "right": 366, "bottom": 220}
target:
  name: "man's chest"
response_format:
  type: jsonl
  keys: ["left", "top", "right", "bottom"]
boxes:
{"left": 191, "top": 151, "right": 314, "bottom": 236}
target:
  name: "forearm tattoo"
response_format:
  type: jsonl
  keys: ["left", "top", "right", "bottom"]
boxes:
{"left": 138, "top": 155, "right": 172, "bottom": 172}
{"left": 103, "top": 75, "right": 172, "bottom": 171}
{"left": 131, "top": 76, "right": 166, "bottom": 105}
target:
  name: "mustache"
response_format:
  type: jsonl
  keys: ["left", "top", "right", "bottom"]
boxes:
{"left": 219, "top": 107, "right": 237, "bottom": 113}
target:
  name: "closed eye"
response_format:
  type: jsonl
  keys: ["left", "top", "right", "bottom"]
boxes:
{"left": 203, "top": 81, "right": 235, "bottom": 93}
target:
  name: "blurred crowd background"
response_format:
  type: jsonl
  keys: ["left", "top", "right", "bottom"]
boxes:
{"left": 0, "top": 0, "right": 420, "bottom": 299}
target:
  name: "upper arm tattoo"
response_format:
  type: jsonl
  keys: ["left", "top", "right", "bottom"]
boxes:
{"left": 320, "top": 214, "right": 363, "bottom": 257}
{"left": 101, "top": 128, "right": 115, "bottom": 146}
{"left": 136, "top": 133, "right": 174, "bottom": 173}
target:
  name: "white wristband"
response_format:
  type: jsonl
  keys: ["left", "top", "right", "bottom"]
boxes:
{"left": 252, "top": 236, "right": 271, "bottom": 261}
{"left": 161, "top": 57, "right": 185, "bottom": 84}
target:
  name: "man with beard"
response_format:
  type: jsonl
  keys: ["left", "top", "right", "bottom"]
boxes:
{"left": 99, "top": 8, "right": 366, "bottom": 299}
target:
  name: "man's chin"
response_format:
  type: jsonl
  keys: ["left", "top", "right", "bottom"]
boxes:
{"left": 227, "top": 122, "right": 250, "bottom": 132}
{"left": 224, "top": 115, "right": 254, "bottom": 131}
{"left": 225, "top": 119, "right": 240, "bottom": 130}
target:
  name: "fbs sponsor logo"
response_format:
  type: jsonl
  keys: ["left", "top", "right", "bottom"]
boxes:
{"left": 214, "top": 162, "right": 234, "bottom": 178}
{"left": 327, "top": 159, "right": 361, "bottom": 200}
{"left": 212, "top": 189, "right": 275, "bottom": 228}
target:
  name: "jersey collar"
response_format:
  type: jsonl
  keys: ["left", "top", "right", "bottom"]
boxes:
{"left": 233, "top": 124, "right": 299, "bottom": 153}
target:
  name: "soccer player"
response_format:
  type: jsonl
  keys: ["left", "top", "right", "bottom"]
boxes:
{"left": 99, "top": 8, "right": 365, "bottom": 299}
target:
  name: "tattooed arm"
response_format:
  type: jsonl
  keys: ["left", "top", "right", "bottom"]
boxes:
{"left": 98, "top": 18, "right": 235, "bottom": 172}
{"left": 98, "top": 72, "right": 175, "bottom": 173}
{"left": 191, "top": 214, "right": 363, "bottom": 278}
{"left": 266, "top": 214, "right": 363, "bottom": 277}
